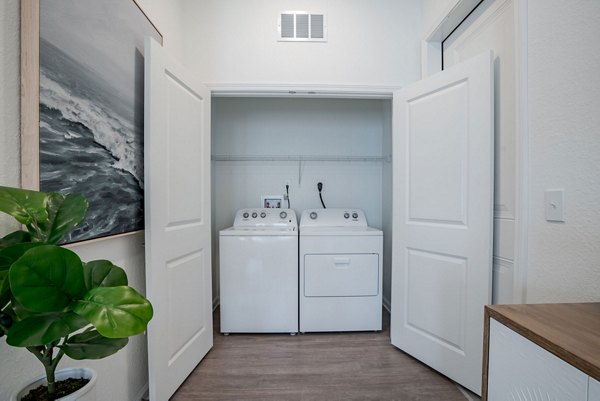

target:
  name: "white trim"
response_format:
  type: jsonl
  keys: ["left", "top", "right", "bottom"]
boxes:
{"left": 456, "top": 384, "right": 481, "bottom": 400}
{"left": 208, "top": 83, "right": 398, "bottom": 99}
{"left": 382, "top": 295, "right": 391, "bottom": 313}
{"left": 513, "top": 0, "right": 529, "bottom": 303}
{"left": 423, "top": 0, "right": 529, "bottom": 305}
{"left": 421, "top": 40, "right": 442, "bottom": 78}
{"left": 135, "top": 383, "right": 149, "bottom": 401}
{"left": 421, "top": 0, "right": 482, "bottom": 78}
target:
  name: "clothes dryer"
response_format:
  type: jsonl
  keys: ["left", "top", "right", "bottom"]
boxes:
{"left": 219, "top": 208, "right": 298, "bottom": 334}
{"left": 299, "top": 208, "right": 383, "bottom": 332}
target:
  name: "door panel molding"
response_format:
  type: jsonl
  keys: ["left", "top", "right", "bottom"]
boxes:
{"left": 391, "top": 50, "right": 494, "bottom": 395}
{"left": 423, "top": 0, "right": 529, "bottom": 304}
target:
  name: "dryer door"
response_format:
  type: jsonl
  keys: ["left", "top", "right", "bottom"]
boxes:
{"left": 304, "top": 254, "right": 379, "bottom": 297}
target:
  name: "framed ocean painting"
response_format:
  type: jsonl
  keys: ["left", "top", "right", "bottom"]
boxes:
{"left": 21, "top": 0, "right": 162, "bottom": 243}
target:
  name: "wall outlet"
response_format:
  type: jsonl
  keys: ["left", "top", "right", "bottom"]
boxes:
{"left": 262, "top": 195, "right": 284, "bottom": 208}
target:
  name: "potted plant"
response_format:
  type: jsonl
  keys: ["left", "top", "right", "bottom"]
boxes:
{"left": 0, "top": 186, "right": 153, "bottom": 401}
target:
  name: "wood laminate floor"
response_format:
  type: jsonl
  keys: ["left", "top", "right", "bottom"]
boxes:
{"left": 171, "top": 309, "right": 468, "bottom": 401}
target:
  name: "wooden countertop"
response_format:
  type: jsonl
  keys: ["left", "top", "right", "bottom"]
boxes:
{"left": 485, "top": 303, "right": 600, "bottom": 381}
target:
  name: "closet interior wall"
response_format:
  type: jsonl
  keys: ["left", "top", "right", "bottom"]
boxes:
{"left": 211, "top": 97, "right": 393, "bottom": 308}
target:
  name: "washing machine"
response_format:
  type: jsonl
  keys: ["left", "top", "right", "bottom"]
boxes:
{"left": 299, "top": 208, "right": 383, "bottom": 332}
{"left": 219, "top": 208, "right": 298, "bottom": 334}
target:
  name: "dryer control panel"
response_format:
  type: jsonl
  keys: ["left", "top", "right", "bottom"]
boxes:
{"left": 300, "top": 208, "right": 368, "bottom": 228}
{"left": 234, "top": 208, "right": 297, "bottom": 228}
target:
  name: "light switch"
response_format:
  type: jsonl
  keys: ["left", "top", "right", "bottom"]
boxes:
{"left": 545, "top": 189, "right": 565, "bottom": 222}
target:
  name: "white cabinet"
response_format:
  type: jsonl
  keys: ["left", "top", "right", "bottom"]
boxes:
{"left": 484, "top": 303, "right": 600, "bottom": 401}
{"left": 487, "top": 318, "right": 588, "bottom": 400}
{"left": 590, "top": 377, "right": 600, "bottom": 401}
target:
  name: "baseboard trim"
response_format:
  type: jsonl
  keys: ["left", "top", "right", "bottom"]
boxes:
{"left": 456, "top": 383, "right": 481, "bottom": 400}
{"left": 135, "top": 383, "right": 149, "bottom": 401}
{"left": 382, "top": 296, "right": 391, "bottom": 313}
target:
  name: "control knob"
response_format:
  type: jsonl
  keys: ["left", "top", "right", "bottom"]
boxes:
{"left": 344, "top": 212, "right": 350, "bottom": 219}
{"left": 260, "top": 212, "right": 266, "bottom": 218}
{"left": 310, "top": 211, "right": 318, "bottom": 220}
{"left": 279, "top": 211, "right": 287, "bottom": 219}
{"left": 352, "top": 212, "right": 359, "bottom": 219}
{"left": 242, "top": 212, "right": 249, "bottom": 218}
{"left": 251, "top": 212, "right": 258, "bottom": 218}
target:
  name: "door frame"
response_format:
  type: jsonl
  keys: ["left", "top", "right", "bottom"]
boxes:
{"left": 422, "top": 0, "right": 529, "bottom": 304}
{"left": 208, "top": 83, "right": 397, "bottom": 311}
{"left": 209, "top": 84, "right": 397, "bottom": 99}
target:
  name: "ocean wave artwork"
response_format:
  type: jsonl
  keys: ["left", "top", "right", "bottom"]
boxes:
{"left": 39, "top": 0, "right": 161, "bottom": 243}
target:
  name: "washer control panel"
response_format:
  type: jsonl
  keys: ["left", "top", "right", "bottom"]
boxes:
{"left": 234, "top": 208, "right": 297, "bottom": 228}
{"left": 300, "top": 208, "right": 368, "bottom": 228}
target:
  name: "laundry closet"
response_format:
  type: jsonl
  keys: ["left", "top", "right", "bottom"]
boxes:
{"left": 143, "top": 1, "right": 505, "bottom": 398}
{"left": 210, "top": 95, "right": 394, "bottom": 308}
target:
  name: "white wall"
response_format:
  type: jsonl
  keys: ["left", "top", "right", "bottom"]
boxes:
{"left": 136, "top": 0, "right": 186, "bottom": 62}
{"left": 525, "top": 0, "right": 600, "bottom": 303}
{"left": 381, "top": 101, "right": 393, "bottom": 309}
{"left": 182, "top": 0, "right": 422, "bottom": 86}
{"left": 212, "top": 98, "right": 387, "bottom": 227}
{"left": 193, "top": 0, "right": 422, "bottom": 309}
{"left": 422, "top": 0, "right": 460, "bottom": 35}
{"left": 0, "top": 0, "right": 20, "bottom": 236}
{"left": 0, "top": 1, "right": 186, "bottom": 400}
{"left": 421, "top": 0, "right": 600, "bottom": 304}
{"left": 211, "top": 97, "right": 391, "bottom": 303}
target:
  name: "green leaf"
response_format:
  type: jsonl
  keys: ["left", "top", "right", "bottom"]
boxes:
{"left": 73, "top": 286, "right": 153, "bottom": 338}
{"left": 0, "top": 231, "right": 31, "bottom": 249}
{"left": 10, "top": 296, "right": 37, "bottom": 320}
{"left": 61, "top": 330, "right": 128, "bottom": 360}
{"left": 0, "top": 271, "right": 10, "bottom": 310}
{"left": 0, "top": 186, "right": 48, "bottom": 226}
{"left": 9, "top": 245, "right": 86, "bottom": 312}
{"left": 0, "top": 242, "right": 44, "bottom": 271}
{"left": 0, "top": 243, "right": 44, "bottom": 309}
{"left": 37, "top": 192, "right": 88, "bottom": 244}
{"left": 83, "top": 260, "right": 128, "bottom": 291}
{"left": 6, "top": 312, "right": 88, "bottom": 347}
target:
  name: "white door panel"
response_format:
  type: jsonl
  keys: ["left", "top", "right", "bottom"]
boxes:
{"left": 444, "top": 0, "right": 517, "bottom": 222}
{"left": 443, "top": 0, "right": 520, "bottom": 306}
{"left": 145, "top": 37, "right": 213, "bottom": 401}
{"left": 391, "top": 50, "right": 494, "bottom": 395}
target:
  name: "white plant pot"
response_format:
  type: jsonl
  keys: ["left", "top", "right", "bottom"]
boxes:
{"left": 10, "top": 367, "right": 97, "bottom": 401}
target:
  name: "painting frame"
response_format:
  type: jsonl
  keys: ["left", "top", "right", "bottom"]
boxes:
{"left": 20, "top": 0, "right": 162, "bottom": 244}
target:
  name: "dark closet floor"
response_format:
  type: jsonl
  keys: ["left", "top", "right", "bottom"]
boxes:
{"left": 171, "top": 308, "right": 471, "bottom": 401}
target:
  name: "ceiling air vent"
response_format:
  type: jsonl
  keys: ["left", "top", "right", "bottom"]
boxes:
{"left": 278, "top": 11, "right": 327, "bottom": 42}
